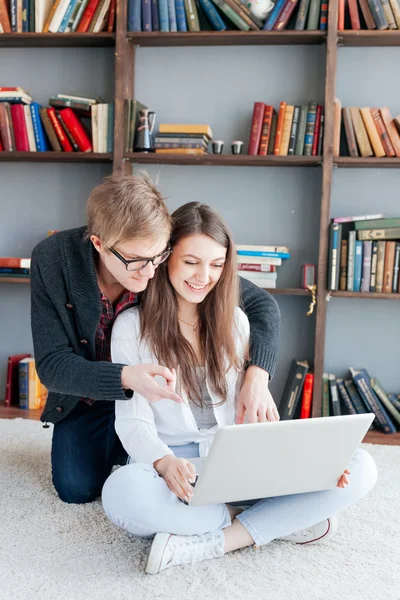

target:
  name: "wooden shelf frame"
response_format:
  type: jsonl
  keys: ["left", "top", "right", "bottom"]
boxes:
{"left": 127, "top": 31, "right": 326, "bottom": 47}
{"left": 0, "top": 33, "right": 115, "bottom": 47}
{"left": 125, "top": 153, "right": 322, "bottom": 167}
{"left": 335, "top": 157, "right": 400, "bottom": 168}
{"left": 0, "top": 152, "right": 112, "bottom": 163}
{"left": 338, "top": 30, "right": 400, "bottom": 47}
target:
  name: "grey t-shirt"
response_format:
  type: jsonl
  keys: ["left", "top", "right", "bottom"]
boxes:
{"left": 190, "top": 367, "right": 218, "bottom": 430}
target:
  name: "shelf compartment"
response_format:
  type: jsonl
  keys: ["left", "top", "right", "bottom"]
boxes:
{"left": 331, "top": 291, "right": 400, "bottom": 300}
{"left": 126, "top": 153, "right": 321, "bottom": 167}
{"left": 0, "top": 152, "right": 113, "bottom": 163}
{"left": 335, "top": 157, "right": 400, "bottom": 168}
{"left": 0, "top": 33, "right": 115, "bottom": 47}
{"left": 338, "top": 31, "right": 400, "bottom": 47}
{"left": 127, "top": 31, "right": 326, "bottom": 47}
{"left": 0, "top": 277, "right": 30, "bottom": 284}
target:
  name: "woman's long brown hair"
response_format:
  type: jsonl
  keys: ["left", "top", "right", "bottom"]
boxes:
{"left": 139, "top": 202, "right": 245, "bottom": 406}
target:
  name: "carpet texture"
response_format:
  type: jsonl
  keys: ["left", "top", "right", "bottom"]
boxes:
{"left": 0, "top": 418, "right": 399, "bottom": 600}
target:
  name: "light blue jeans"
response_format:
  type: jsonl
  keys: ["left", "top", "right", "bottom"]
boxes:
{"left": 102, "top": 443, "right": 377, "bottom": 546}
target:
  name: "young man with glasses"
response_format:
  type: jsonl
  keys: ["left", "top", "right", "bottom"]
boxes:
{"left": 31, "top": 172, "right": 281, "bottom": 504}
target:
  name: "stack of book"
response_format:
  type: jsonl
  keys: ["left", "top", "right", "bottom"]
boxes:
{"left": 127, "top": 0, "right": 328, "bottom": 32}
{"left": 0, "top": 89, "right": 114, "bottom": 153}
{"left": 322, "top": 370, "right": 400, "bottom": 434}
{"left": 328, "top": 214, "right": 400, "bottom": 294}
{"left": 336, "top": 101, "right": 400, "bottom": 158}
{"left": 155, "top": 124, "right": 212, "bottom": 155}
{"left": 338, "top": 0, "right": 400, "bottom": 30}
{"left": 4, "top": 354, "right": 47, "bottom": 410}
{"left": 236, "top": 244, "right": 290, "bottom": 289}
{"left": 248, "top": 101, "right": 324, "bottom": 157}
{"left": 279, "top": 359, "right": 313, "bottom": 420}
{"left": 0, "top": 257, "right": 31, "bottom": 279}
{"left": 0, "top": 0, "right": 116, "bottom": 33}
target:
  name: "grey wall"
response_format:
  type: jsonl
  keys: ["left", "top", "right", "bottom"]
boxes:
{"left": 3, "top": 43, "right": 395, "bottom": 406}
{"left": 325, "top": 48, "right": 400, "bottom": 394}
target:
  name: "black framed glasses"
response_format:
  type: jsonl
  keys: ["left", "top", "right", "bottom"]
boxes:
{"left": 109, "top": 245, "right": 172, "bottom": 272}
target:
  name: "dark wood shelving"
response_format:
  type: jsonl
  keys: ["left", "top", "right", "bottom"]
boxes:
{"left": 0, "top": 152, "right": 112, "bottom": 163}
{"left": 267, "top": 288, "right": 311, "bottom": 296}
{"left": 335, "top": 157, "right": 400, "bottom": 168}
{"left": 0, "top": 33, "right": 115, "bottom": 47}
{"left": 0, "top": 277, "right": 30, "bottom": 284}
{"left": 127, "top": 31, "right": 326, "bottom": 47}
{"left": 331, "top": 291, "right": 400, "bottom": 300}
{"left": 338, "top": 30, "right": 400, "bottom": 47}
{"left": 125, "top": 153, "right": 321, "bottom": 167}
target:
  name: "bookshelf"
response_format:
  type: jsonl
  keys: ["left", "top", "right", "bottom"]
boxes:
{"left": 0, "top": 0, "right": 399, "bottom": 445}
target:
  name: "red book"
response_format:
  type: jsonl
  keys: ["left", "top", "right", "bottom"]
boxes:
{"left": 300, "top": 373, "right": 314, "bottom": 419}
{"left": 0, "top": 0, "right": 11, "bottom": 32}
{"left": 0, "top": 136, "right": 3, "bottom": 151}
{"left": 237, "top": 264, "right": 275, "bottom": 272}
{"left": 107, "top": 0, "right": 116, "bottom": 31}
{"left": 273, "top": 0, "right": 299, "bottom": 30}
{"left": 59, "top": 108, "right": 92, "bottom": 152}
{"left": 312, "top": 105, "right": 322, "bottom": 156}
{"left": 47, "top": 107, "right": 73, "bottom": 152}
{"left": 0, "top": 257, "right": 30, "bottom": 268}
{"left": 338, "top": 0, "right": 345, "bottom": 29}
{"left": 5, "top": 354, "right": 32, "bottom": 406}
{"left": 248, "top": 102, "right": 265, "bottom": 155}
{"left": 77, "top": 0, "right": 101, "bottom": 32}
{"left": 258, "top": 105, "right": 274, "bottom": 156}
{"left": 10, "top": 104, "right": 29, "bottom": 151}
{"left": 348, "top": 0, "right": 361, "bottom": 29}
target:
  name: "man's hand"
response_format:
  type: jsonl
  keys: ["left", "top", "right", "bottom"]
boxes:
{"left": 121, "top": 364, "right": 182, "bottom": 404}
{"left": 236, "top": 365, "right": 280, "bottom": 424}
{"left": 154, "top": 455, "right": 197, "bottom": 502}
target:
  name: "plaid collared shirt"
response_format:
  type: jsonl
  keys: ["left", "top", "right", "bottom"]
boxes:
{"left": 82, "top": 289, "right": 137, "bottom": 405}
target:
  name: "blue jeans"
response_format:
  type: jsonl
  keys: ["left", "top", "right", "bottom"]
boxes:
{"left": 102, "top": 442, "right": 377, "bottom": 546}
{"left": 51, "top": 401, "right": 128, "bottom": 504}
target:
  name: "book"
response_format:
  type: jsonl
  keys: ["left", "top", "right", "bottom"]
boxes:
{"left": 350, "top": 107, "right": 373, "bottom": 157}
{"left": 333, "top": 99, "right": 341, "bottom": 157}
{"left": 380, "top": 107, "right": 400, "bottom": 157}
{"left": 382, "top": 241, "right": 396, "bottom": 293}
{"left": 19, "top": 358, "right": 30, "bottom": 409}
{"left": 353, "top": 240, "right": 363, "bottom": 292}
{"left": 350, "top": 367, "right": 396, "bottom": 433}
{"left": 360, "top": 240, "right": 372, "bottom": 292}
{"left": 355, "top": 217, "right": 397, "bottom": 229}
{"left": 238, "top": 277, "right": 276, "bottom": 288}
{"left": 328, "top": 373, "right": 341, "bottom": 416}
{"left": 279, "top": 104, "right": 294, "bottom": 156}
{"left": 237, "top": 263, "right": 276, "bottom": 272}
{"left": 328, "top": 222, "right": 342, "bottom": 291}
{"left": 303, "top": 101, "right": 317, "bottom": 156}
{"left": 248, "top": 102, "right": 265, "bottom": 155}
{"left": 0, "top": 257, "right": 31, "bottom": 268}
{"left": 159, "top": 124, "right": 213, "bottom": 137}
{"left": 392, "top": 242, "right": 400, "bottom": 292}
{"left": 375, "top": 240, "right": 386, "bottom": 293}
{"left": 339, "top": 239, "right": 348, "bottom": 291}
{"left": 370, "top": 108, "right": 395, "bottom": 157}
{"left": 288, "top": 106, "right": 300, "bottom": 156}
{"left": 235, "top": 256, "right": 282, "bottom": 266}
{"left": 5, "top": 353, "right": 31, "bottom": 406}
{"left": 344, "top": 379, "right": 369, "bottom": 415}
{"left": 347, "top": 230, "right": 356, "bottom": 292}
{"left": 357, "top": 227, "right": 400, "bottom": 241}
{"left": 280, "top": 359, "right": 309, "bottom": 420}
{"left": 258, "top": 105, "right": 274, "bottom": 156}
{"left": 300, "top": 373, "right": 313, "bottom": 419}
{"left": 236, "top": 244, "right": 289, "bottom": 254}
{"left": 360, "top": 108, "right": 385, "bottom": 157}
{"left": 371, "top": 378, "right": 400, "bottom": 428}
{"left": 59, "top": 108, "right": 92, "bottom": 152}
{"left": 274, "top": 101, "right": 287, "bottom": 156}
{"left": 39, "top": 107, "right": 62, "bottom": 152}
{"left": 294, "top": 105, "right": 308, "bottom": 156}
{"left": 342, "top": 107, "right": 359, "bottom": 157}
{"left": 337, "top": 378, "right": 357, "bottom": 415}
{"left": 322, "top": 373, "right": 330, "bottom": 417}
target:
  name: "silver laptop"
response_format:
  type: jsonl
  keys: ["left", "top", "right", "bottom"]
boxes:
{"left": 189, "top": 414, "right": 374, "bottom": 506}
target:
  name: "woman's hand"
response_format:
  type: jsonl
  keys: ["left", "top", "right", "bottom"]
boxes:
{"left": 121, "top": 364, "right": 181, "bottom": 403}
{"left": 236, "top": 366, "right": 280, "bottom": 424}
{"left": 154, "top": 455, "right": 197, "bottom": 502}
{"left": 337, "top": 469, "right": 350, "bottom": 488}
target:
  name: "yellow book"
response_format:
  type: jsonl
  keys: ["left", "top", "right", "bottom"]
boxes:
{"left": 155, "top": 148, "right": 206, "bottom": 155}
{"left": 27, "top": 359, "right": 48, "bottom": 410}
{"left": 349, "top": 107, "right": 373, "bottom": 157}
{"left": 279, "top": 105, "right": 294, "bottom": 156}
{"left": 158, "top": 124, "right": 213, "bottom": 138}
{"left": 360, "top": 108, "right": 386, "bottom": 158}
{"left": 333, "top": 98, "right": 342, "bottom": 157}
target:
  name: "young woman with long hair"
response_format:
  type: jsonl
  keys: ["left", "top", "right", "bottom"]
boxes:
{"left": 102, "top": 202, "right": 377, "bottom": 574}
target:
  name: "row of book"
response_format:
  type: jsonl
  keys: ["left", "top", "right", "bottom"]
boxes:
{"left": 236, "top": 243, "right": 290, "bottom": 289}
{"left": 0, "top": 88, "right": 113, "bottom": 153}
{"left": 338, "top": 0, "right": 400, "bottom": 30}
{"left": 328, "top": 214, "right": 400, "bottom": 293}
{"left": 0, "top": 256, "right": 31, "bottom": 279}
{"left": 335, "top": 101, "right": 400, "bottom": 158}
{"left": 155, "top": 123, "right": 212, "bottom": 155}
{"left": 0, "top": 0, "right": 116, "bottom": 33}
{"left": 127, "top": 0, "right": 328, "bottom": 32}
{"left": 4, "top": 354, "right": 47, "bottom": 410}
{"left": 280, "top": 358, "right": 400, "bottom": 434}
{"left": 249, "top": 101, "right": 324, "bottom": 157}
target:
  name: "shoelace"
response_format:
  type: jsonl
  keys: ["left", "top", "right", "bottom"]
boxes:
{"left": 170, "top": 533, "right": 224, "bottom": 565}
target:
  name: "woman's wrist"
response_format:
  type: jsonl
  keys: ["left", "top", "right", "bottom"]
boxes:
{"left": 153, "top": 454, "right": 174, "bottom": 475}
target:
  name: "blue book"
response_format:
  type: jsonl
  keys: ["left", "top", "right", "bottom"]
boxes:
{"left": 350, "top": 368, "right": 397, "bottom": 434}
{"left": 22, "top": 0, "right": 29, "bottom": 31}
{"left": 128, "top": 0, "right": 142, "bottom": 30}
{"left": 197, "top": 0, "right": 226, "bottom": 29}
{"left": 30, "top": 103, "right": 49, "bottom": 152}
{"left": 59, "top": 0, "right": 79, "bottom": 31}
{"left": 237, "top": 250, "right": 290, "bottom": 259}
{"left": 19, "top": 360, "right": 29, "bottom": 410}
{"left": 353, "top": 240, "right": 363, "bottom": 292}
{"left": 175, "top": 0, "right": 188, "bottom": 30}
{"left": 263, "top": 0, "right": 286, "bottom": 29}
{"left": 107, "top": 104, "right": 114, "bottom": 153}
{"left": 158, "top": 0, "right": 169, "bottom": 30}
{"left": 151, "top": 0, "right": 160, "bottom": 29}
{"left": 167, "top": 0, "right": 177, "bottom": 29}
{"left": 142, "top": 0, "right": 152, "bottom": 30}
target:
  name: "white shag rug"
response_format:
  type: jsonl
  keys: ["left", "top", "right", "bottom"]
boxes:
{"left": 0, "top": 419, "right": 399, "bottom": 600}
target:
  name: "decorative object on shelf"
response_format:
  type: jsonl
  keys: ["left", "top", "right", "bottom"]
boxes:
{"left": 231, "top": 140, "right": 243, "bottom": 154}
{"left": 301, "top": 264, "right": 316, "bottom": 288}
{"left": 247, "top": 0, "right": 274, "bottom": 20}
{"left": 212, "top": 140, "right": 224, "bottom": 154}
{"left": 134, "top": 109, "right": 156, "bottom": 153}
{"left": 306, "top": 284, "right": 317, "bottom": 316}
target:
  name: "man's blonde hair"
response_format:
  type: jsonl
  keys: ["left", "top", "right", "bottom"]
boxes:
{"left": 86, "top": 172, "right": 171, "bottom": 248}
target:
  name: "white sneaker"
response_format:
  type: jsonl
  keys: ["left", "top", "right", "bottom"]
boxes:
{"left": 277, "top": 516, "right": 338, "bottom": 545}
{"left": 145, "top": 530, "right": 225, "bottom": 574}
